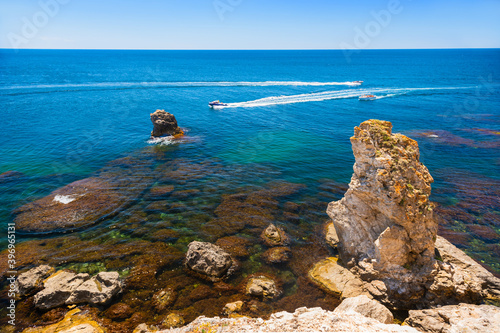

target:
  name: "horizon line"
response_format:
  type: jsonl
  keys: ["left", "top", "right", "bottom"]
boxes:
{"left": 1, "top": 47, "right": 499, "bottom": 51}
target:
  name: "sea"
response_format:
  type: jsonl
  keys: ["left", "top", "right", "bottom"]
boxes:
{"left": 0, "top": 49, "right": 499, "bottom": 329}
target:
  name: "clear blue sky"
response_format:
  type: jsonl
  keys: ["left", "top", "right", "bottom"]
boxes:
{"left": 1, "top": 0, "right": 499, "bottom": 49}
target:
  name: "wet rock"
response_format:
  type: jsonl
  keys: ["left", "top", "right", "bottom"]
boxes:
{"left": 33, "top": 270, "right": 122, "bottom": 310}
{"left": 262, "top": 247, "right": 291, "bottom": 264}
{"left": 308, "top": 257, "right": 369, "bottom": 299}
{"left": 223, "top": 301, "right": 244, "bottom": 315}
{"left": 162, "top": 313, "right": 185, "bottom": 329}
{"left": 325, "top": 222, "right": 339, "bottom": 248}
{"left": 334, "top": 295, "right": 393, "bottom": 324}
{"left": 106, "top": 303, "right": 133, "bottom": 320}
{"left": 404, "top": 303, "right": 500, "bottom": 333}
{"left": 20, "top": 308, "right": 104, "bottom": 333}
{"left": 17, "top": 265, "right": 55, "bottom": 296}
{"left": 260, "top": 224, "right": 290, "bottom": 247}
{"left": 152, "top": 287, "right": 177, "bottom": 311}
{"left": 185, "top": 241, "right": 234, "bottom": 281}
{"left": 215, "top": 236, "right": 251, "bottom": 258}
{"left": 65, "top": 271, "right": 122, "bottom": 306}
{"left": 150, "top": 110, "right": 183, "bottom": 137}
{"left": 148, "top": 185, "right": 175, "bottom": 199}
{"left": 245, "top": 275, "right": 280, "bottom": 299}
{"left": 34, "top": 271, "right": 90, "bottom": 310}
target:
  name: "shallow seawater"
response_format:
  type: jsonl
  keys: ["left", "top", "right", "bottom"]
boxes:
{"left": 0, "top": 49, "right": 499, "bottom": 331}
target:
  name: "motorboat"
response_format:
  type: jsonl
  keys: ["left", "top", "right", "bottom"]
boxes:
{"left": 353, "top": 81, "right": 364, "bottom": 85}
{"left": 208, "top": 100, "right": 228, "bottom": 109}
{"left": 359, "top": 94, "right": 376, "bottom": 101}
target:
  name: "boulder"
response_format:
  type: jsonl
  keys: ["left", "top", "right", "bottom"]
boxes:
{"left": 325, "top": 222, "right": 339, "bottom": 247}
{"left": 223, "top": 301, "right": 244, "bottom": 315}
{"left": 245, "top": 275, "right": 280, "bottom": 299}
{"left": 260, "top": 224, "right": 290, "bottom": 247}
{"left": 308, "top": 257, "right": 369, "bottom": 299}
{"left": 404, "top": 303, "right": 500, "bottom": 333}
{"left": 185, "top": 241, "right": 234, "bottom": 281}
{"left": 16, "top": 265, "right": 55, "bottom": 296}
{"left": 33, "top": 270, "right": 122, "bottom": 310}
{"left": 334, "top": 295, "right": 394, "bottom": 324}
{"left": 106, "top": 303, "right": 133, "bottom": 320}
{"left": 65, "top": 271, "right": 122, "bottom": 306}
{"left": 34, "top": 271, "right": 90, "bottom": 310}
{"left": 150, "top": 110, "right": 183, "bottom": 137}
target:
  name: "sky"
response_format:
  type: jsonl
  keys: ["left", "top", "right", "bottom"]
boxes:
{"left": 0, "top": 0, "right": 499, "bottom": 49}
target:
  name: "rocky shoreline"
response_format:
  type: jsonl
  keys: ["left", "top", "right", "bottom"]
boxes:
{"left": 2, "top": 119, "right": 500, "bottom": 332}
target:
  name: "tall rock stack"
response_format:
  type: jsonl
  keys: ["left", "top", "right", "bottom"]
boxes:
{"left": 327, "top": 120, "right": 437, "bottom": 306}
{"left": 326, "top": 120, "right": 500, "bottom": 308}
{"left": 150, "top": 110, "right": 183, "bottom": 137}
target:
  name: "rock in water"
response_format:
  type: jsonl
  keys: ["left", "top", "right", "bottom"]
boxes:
{"left": 185, "top": 241, "right": 234, "bottom": 281}
{"left": 16, "top": 265, "right": 55, "bottom": 296}
{"left": 150, "top": 109, "right": 183, "bottom": 137}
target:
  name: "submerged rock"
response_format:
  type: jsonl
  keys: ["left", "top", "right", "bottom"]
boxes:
{"left": 152, "top": 287, "right": 177, "bottom": 311}
{"left": 185, "top": 241, "right": 234, "bottom": 281}
{"left": 334, "top": 295, "right": 393, "bottom": 324}
{"left": 150, "top": 110, "right": 183, "bottom": 137}
{"left": 404, "top": 303, "right": 500, "bottom": 333}
{"left": 262, "top": 247, "right": 291, "bottom": 264}
{"left": 260, "top": 224, "right": 290, "bottom": 247}
{"left": 245, "top": 275, "right": 280, "bottom": 299}
{"left": 21, "top": 308, "right": 105, "bottom": 333}
{"left": 223, "top": 301, "right": 244, "bottom": 315}
{"left": 162, "top": 313, "right": 185, "bottom": 329}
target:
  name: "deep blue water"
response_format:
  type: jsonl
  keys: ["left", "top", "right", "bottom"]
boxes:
{"left": 0, "top": 49, "right": 499, "bottom": 268}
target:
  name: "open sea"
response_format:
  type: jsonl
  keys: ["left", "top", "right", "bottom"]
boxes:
{"left": 1, "top": 49, "right": 499, "bottom": 330}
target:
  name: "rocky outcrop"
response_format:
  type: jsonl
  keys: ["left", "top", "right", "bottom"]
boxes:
{"left": 140, "top": 307, "right": 419, "bottom": 332}
{"left": 308, "top": 257, "right": 370, "bottom": 299}
{"left": 150, "top": 110, "right": 183, "bottom": 137}
{"left": 334, "top": 295, "right": 394, "bottom": 324}
{"left": 33, "top": 270, "right": 122, "bottom": 310}
{"left": 185, "top": 241, "right": 235, "bottom": 281}
{"left": 403, "top": 303, "right": 500, "bottom": 333}
{"left": 16, "top": 265, "right": 55, "bottom": 296}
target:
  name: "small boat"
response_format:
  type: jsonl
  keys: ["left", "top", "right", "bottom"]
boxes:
{"left": 353, "top": 81, "right": 364, "bottom": 84}
{"left": 359, "top": 94, "right": 376, "bottom": 101}
{"left": 208, "top": 100, "right": 228, "bottom": 109}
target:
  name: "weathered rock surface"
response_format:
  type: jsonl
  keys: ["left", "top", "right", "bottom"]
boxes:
{"left": 185, "top": 241, "right": 234, "bottom": 281}
{"left": 16, "top": 265, "right": 55, "bottom": 296}
{"left": 308, "top": 257, "right": 370, "bottom": 299}
{"left": 325, "top": 222, "right": 339, "bottom": 247}
{"left": 150, "top": 109, "right": 183, "bottom": 137}
{"left": 404, "top": 303, "right": 500, "bottom": 333}
{"left": 143, "top": 307, "right": 419, "bottom": 332}
{"left": 33, "top": 270, "right": 122, "bottom": 310}
{"left": 245, "top": 275, "right": 280, "bottom": 299}
{"left": 334, "top": 295, "right": 394, "bottom": 324}
{"left": 223, "top": 301, "right": 244, "bottom": 315}
{"left": 65, "top": 272, "right": 122, "bottom": 305}
{"left": 260, "top": 224, "right": 290, "bottom": 247}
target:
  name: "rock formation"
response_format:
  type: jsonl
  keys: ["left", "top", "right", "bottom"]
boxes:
{"left": 16, "top": 265, "right": 55, "bottom": 296}
{"left": 137, "top": 307, "right": 419, "bottom": 332}
{"left": 333, "top": 295, "right": 394, "bottom": 324}
{"left": 403, "top": 303, "right": 500, "bottom": 333}
{"left": 33, "top": 270, "right": 122, "bottom": 310}
{"left": 245, "top": 275, "right": 280, "bottom": 299}
{"left": 185, "top": 241, "right": 235, "bottom": 281}
{"left": 326, "top": 120, "right": 500, "bottom": 308}
{"left": 150, "top": 109, "right": 183, "bottom": 137}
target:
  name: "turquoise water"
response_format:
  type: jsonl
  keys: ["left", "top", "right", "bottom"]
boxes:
{"left": 0, "top": 49, "right": 499, "bottom": 329}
